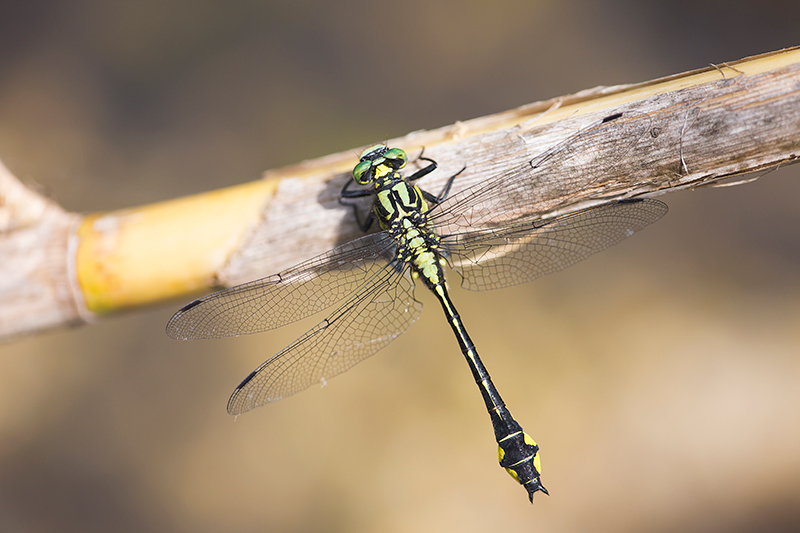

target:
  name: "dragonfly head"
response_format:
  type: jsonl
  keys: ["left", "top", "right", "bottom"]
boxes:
{"left": 353, "top": 144, "right": 408, "bottom": 185}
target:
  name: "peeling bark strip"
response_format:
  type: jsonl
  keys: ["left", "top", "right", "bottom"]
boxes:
{"left": 1, "top": 47, "right": 799, "bottom": 340}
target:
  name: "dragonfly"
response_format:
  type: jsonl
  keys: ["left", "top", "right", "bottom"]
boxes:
{"left": 166, "top": 110, "right": 668, "bottom": 502}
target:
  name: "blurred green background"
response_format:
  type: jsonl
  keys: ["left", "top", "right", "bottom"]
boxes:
{"left": 2, "top": 1, "right": 800, "bottom": 532}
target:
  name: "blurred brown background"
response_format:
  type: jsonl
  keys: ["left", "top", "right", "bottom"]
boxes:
{"left": 2, "top": 1, "right": 800, "bottom": 532}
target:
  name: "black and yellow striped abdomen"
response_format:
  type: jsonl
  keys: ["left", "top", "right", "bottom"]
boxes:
{"left": 431, "top": 280, "right": 546, "bottom": 500}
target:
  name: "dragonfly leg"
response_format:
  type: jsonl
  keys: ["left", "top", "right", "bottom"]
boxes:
{"left": 419, "top": 163, "right": 466, "bottom": 205}
{"left": 406, "top": 156, "right": 437, "bottom": 183}
{"left": 340, "top": 180, "right": 375, "bottom": 232}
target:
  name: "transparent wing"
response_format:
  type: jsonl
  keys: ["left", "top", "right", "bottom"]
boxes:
{"left": 430, "top": 111, "right": 653, "bottom": 235}
{"left": 443, "top": 198, "right": 667, "bottom": 291}
{"left": 166, "top": 232, "right": 397, "bottom": 340}
{"left": 227, "top": 264, "right": 422, "bottom": 414}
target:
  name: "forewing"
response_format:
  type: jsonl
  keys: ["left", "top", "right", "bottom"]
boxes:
{"left": 444, "top": 198, "right": 667, "bottom": 291}
{"left": 430, "top": 112, "right": 653, "bottom": 236}
{"left": 166, "top": 232, "right": 396, "bottom": 339}
{"left": 227, "top": 265, "right": 422, "bottom": 414}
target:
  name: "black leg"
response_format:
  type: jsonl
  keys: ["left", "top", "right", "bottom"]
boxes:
{"left": 420, "top": 164, "right": 466, "bottom": 205}
{"left": 340, "top": 180, "right": 375, "bottom": 232}
{"left": 406, "top": 157, "right": 438, "bottom": 183}
{"left": 409, "top": 148, "right": 466, "bottom": 206}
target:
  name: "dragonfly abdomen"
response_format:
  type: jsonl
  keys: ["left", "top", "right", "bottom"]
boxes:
{"left": 432, "top": 281, "right": 547, "bottom": 501}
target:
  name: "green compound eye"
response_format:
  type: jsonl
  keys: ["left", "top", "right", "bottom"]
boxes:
{"left": 384, "top": 148, "right": 408, "bottom": 168}
{"left": 353, "top": 159, "right": 373, "bottom": 184}
{"left": 359, "top": 144, "right": 387, "bottom": 161}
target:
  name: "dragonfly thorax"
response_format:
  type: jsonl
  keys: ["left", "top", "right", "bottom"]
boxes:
{"left": 370, "top": 167, "right": 428, "bottom": 226}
